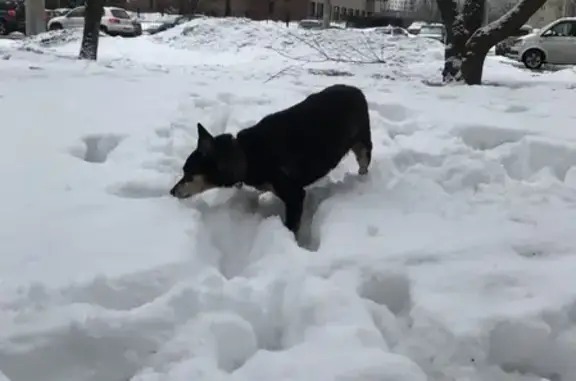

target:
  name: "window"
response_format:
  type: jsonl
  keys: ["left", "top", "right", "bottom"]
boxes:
{"left": 110, "top": 9, "right": 130, "bottom": 18}
{"left": 333, "top": 5, "right": 339, "bottom": 20}
{"left": 67, "top": 6, "right": 85, "bottom": 17}
{"left": 354, "top": 9, "right": 359, "bottom": 16}
{"left": 543, "top": 21, "right": 576, "bottom": 37}
{"left": 316, "top": 2, "right": 323, "bottom": 17}
{"left": 347, "top": 8, "right": 353, "bottom": 16}
{"left": 341, "top": 7, "right": 346, "bottom": 15}
{"left": 309, "top": 1, "right": 315, "bottom": 16}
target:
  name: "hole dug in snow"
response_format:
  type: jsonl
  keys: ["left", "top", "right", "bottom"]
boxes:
{"left": 190, "top": 175, "right": 363, "bottom": 279}
{"left": 134, "top": 312, "right": 258, "bottom": 379}
{"left": 0, "top": 309, "right": 169, "bottom": 381}
{"left": 69, "top": 133, "right": 125, "bottom": 164}
{"left": 357, "top": 266, "right": 412, "bottom": 315}
{"left": 60, "top": 264, "right": 188, "bottom": 311}
{"left": 500, "top": 137, "right": 576, "bottom": 182}
{"left": 452, "top": 124, "right": 529, "bottom": 151}
{"left": 487, "top": 317, "right": 576, "bottom": 380}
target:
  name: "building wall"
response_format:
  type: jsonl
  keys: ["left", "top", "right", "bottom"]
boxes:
{"left": 308, "top": 0, "right": 370, "bottom": 20}
{"left": 384, "top": 0, "right": 414, "bottom": 12}
{"left": 126, "top": 0, "right": 377, "bottom": 21}
{"left": 528, "top": 0, "right": 567, "bottom": 28}
{"left": 243, "top": 0, "right": 309, "bottom": 20}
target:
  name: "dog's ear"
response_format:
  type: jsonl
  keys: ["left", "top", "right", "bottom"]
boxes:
{"left": 197, "top": 123, "right": 213, "bottom": 154}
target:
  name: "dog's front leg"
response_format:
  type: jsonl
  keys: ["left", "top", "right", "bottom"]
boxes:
{"left": 273, "top": 180, "right": 305, "bottom": 236}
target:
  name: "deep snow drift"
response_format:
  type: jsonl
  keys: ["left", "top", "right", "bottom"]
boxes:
{"left": 2, "top": 17, "right": 576, "bottom": 381}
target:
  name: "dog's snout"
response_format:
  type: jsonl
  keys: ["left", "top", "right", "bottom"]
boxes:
{"left": 169, "top": 180, "right": 182, "bottom": 198}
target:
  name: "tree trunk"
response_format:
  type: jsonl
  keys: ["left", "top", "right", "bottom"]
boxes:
{"left": 460, "top": 0, "right": 548, "bottom": 84}
{"left": 436, "top": 0, "right": 462, "bottom": 81}
{"left": 224, "top": 0, "right": 231, "bottom": 16}
{"left": 322, "top": 0, "right": 331, "bottom": 28}
{"left": 78, "top": 0, "right": 105, "bottom": 60}
{"left": 437, "top": 0, "right": 548, "bottom": 85}
{"left": 460, "top": 49, "right": 487, "bottom": 85}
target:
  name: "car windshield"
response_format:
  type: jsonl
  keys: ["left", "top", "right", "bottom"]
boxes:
{"left": 420, "top": 26, "right": 443, "bottom": 34}
{"left": 110, "top": 9, "right": 130, "bottom": 19}
{"left": 158, "top": 15, "right": 180, "bottom": 22}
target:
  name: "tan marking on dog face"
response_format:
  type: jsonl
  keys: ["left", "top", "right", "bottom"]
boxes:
{"left": 351, "top": 143, "right": 370, "bottom": 175}
{"left": 173, "top": 175, "right": 215, "bottom": 198}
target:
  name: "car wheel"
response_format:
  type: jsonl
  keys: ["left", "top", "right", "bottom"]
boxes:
{"left": 49, "top": 23, "right": 63, "bottom": 30}
{"left": 100, "top": 25, "right": 109, "bottom": 35}
{"left": 522, "top": 49, "right": 544, "bottom": 70}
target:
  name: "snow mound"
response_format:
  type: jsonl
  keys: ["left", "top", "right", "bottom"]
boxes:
{"left": 154, "top": 17, "right": 443, "bottom": 65}
{"left": 18, "top": 29, "right": 108, "bottom": 50}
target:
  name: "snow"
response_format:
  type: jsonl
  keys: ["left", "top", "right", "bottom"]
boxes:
{"left": 2, "top": 16, "right": 576, "bottom": 381}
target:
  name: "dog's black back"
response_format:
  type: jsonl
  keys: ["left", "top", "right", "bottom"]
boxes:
{"left": 170, "top": 84, "right": 372, "bottom": 236}
{"left": 237, "top": 84, "right": 372, "bottom": 188}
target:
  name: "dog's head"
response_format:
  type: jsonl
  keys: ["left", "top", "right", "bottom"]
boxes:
{"left": 170, "top": 123, "right": 246, "bottom": 199}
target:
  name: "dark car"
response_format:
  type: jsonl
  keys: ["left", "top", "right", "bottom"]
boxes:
{"left": 143, "top": 14, "right": 196, "bottom": 35}
{"left": 0, "top": 0, "right": 25, "bottom": 35}
{"left": 495, "top": 24, "right": 533, "bottom": 56}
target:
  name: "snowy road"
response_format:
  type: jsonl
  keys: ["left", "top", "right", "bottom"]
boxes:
{"left": 1, "top": 19, "right": 576, "bottom": 381}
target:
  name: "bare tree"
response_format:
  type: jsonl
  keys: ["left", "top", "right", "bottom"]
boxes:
{"left": 437, "top": 0, "right": 548, "bottom": 85}
{"left": 78, "top": 0, "right": 105, "bottom": 60}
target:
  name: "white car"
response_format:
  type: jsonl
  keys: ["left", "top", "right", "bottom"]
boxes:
{"left": 418, "top": 23, "right": 446, "bottom": 43}
{"left": 508, "top": 17, "right": 576, "bottom": 69}
{"left": 372, "top": 25, "right": 413, "bottom": 37}
{"left": 47, "top": 6, "right": 141, "bottom": 37}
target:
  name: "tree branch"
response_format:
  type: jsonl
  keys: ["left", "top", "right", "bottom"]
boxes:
{"left": 466, "top": 0, "right": 548, "bottom": 51}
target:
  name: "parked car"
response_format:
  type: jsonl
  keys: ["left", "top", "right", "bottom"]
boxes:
{"left": 52, "top": 7, "right": 70, "bottom": 16}
{"left": 0, "top": 0, "right": 25, "bottom": 35}
{"left": 143, "top": 14, "right": 187, "bottom": 35}
{"left": 407, "top": 20, "right": 426, "bottom": 35}
{"left": 47, "top": 6, "right": 142, "bottom": 37}
{"left": 418, "top": 23, "right": 445, "bottom": 43}
{"left": 494, "top": 24, "right": 533, "bottom": 56}
{"left": 373, "top": 25, "right": 412, "bottom": 37}
{"left": 298, "top": 19, "right": 322, "bottom": 29}
{"left": 507, "top": 17, "right": 576, "bottom": 69}
{"left": 45, "top": 8, "right": 56, "bottom": 21}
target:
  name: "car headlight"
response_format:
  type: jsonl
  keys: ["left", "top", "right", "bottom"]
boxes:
{"left": 511, "top": 38, "right": 523, "bottom": 46}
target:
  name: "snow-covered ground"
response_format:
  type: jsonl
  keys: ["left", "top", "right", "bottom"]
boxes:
{"left": 2, "top": 17, "right": 576, "bottom": 381}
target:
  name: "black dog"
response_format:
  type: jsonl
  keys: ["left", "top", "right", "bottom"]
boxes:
{"left": 170, "top": 84, "right": 372, "bottom": 235}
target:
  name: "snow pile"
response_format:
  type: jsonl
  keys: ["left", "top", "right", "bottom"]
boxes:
{"left": 18, "top": 29, "right": 103, "bottom": 50}
{"left": 9, "top": 17, "right": 444, "bottom": 79}
{"left": 2, "top": 17, "right": 576, "bottom": 381}
{"left": 155, "top": 17, "right": 444, "bottom": 66}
